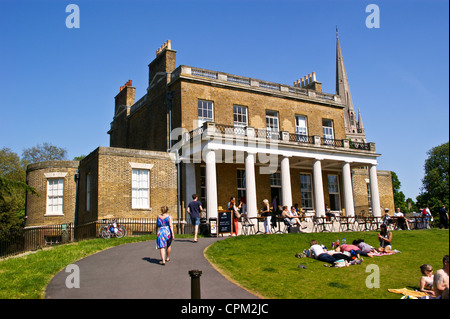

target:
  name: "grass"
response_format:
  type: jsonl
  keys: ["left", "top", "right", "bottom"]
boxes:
{"left": 0, "top": 234, "right": 157, "bottom": 299}
{"left": 0, "top": 229, "right": 447, "bottom": 299}
{"left": 204, "top": 229, "right": 449, "bottom": 299}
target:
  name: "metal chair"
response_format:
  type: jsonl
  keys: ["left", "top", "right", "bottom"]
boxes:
{"left": 339, "top": 216, "right": 356, "bottom": 232}
{"left": 240, "top": 215, "right": 255, "bottom": 235}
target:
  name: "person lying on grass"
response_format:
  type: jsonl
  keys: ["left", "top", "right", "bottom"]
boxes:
{"left": 304, "top": 240, "right": 363, "bottom": 266}
{"left": 335, "top": 242, "right": 375, "bottom": 258}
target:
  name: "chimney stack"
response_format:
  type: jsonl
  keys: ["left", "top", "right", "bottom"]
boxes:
{"left": 115, "top": 79, "right": 135, "bottom": 115}
{"left": 149, "top": 40, "right": 177, "bottom": 88}
{"left": 294, "top": 72, "right": 322, "bottom": 92}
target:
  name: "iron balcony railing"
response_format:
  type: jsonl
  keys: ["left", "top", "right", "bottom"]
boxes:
{"left": 185, "top": 123, "right": 371, "bottom": 151}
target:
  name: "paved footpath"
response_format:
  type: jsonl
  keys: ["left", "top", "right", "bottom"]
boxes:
{"left": 45, "top": 237, "right": 258, "bottom": 299}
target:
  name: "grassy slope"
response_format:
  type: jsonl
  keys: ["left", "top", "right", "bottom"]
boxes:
{"left": 204, "top": 229, "right": 449, "bottom": 299}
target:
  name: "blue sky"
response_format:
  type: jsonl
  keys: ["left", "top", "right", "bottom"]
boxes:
{"left": 0, "top": 0, "right": 448, "bottom": 201}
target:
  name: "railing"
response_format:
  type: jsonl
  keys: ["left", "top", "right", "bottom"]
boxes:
{"left": 321, "top": 137, "right": 344, "bottom": 147}
{"left": 0, "top": 218, "right": 195, "bottom": 259}
{"left": 289, "top": 133, "right": 314, "bottom": 145}
{"left": 174, "top": 65, "right": 342, "bottom": 105}
{"left": 0, "top": 223, "right": 73, "bottom": 259}
{"left": 349, "top": 141, "right": 370, "bottom": 151}
{"left": 185, "top": 122, "right": 374, "bottom": 152}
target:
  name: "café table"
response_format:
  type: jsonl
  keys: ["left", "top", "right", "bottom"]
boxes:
{"left": 249, "top": 216, "right": 268, "bottom": 234}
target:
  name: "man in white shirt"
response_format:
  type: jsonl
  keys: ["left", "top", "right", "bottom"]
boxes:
{"left": 394, "top": 208, "right": 410, "bottom": 230}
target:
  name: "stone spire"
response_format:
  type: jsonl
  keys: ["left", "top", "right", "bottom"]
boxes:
{"left": 336, "top": 28, "right": 354, "bottom": 111}
{"left": 336, "top": 29, "right": 366, "bottom": 143}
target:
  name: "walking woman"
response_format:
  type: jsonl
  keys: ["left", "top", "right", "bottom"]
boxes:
{"left": 156, "top": 206, "right": 175, "bottom": 265}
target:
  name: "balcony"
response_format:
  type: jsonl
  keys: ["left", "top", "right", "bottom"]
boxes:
{"left": 183, "top": 122, "right": 374, "bottom": 152}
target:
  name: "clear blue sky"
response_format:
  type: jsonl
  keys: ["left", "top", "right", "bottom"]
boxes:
{"left": 1, "top": 0, "right": 448, "bottom": 201}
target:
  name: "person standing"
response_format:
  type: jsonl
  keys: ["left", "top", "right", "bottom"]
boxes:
{"left": 439, "top": 205, "right": 448, "bottom": 229}
{"left": 187, "top": 194, "right": 203, "bottom": 243}
{"left": 156, "top": 206, "right": 174, "bottom": 266}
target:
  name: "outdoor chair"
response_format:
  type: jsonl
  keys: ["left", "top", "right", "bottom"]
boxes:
{"left": 240, "top": 215, "right": 255, "bottom": 235}
{"left": 313, "top": 216, "right": 333, "bottom": 232}
{"left": 339, "top": 216, "right": 356, "bottom": 232}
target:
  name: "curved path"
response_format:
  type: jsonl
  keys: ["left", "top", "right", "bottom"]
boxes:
{"left": 45, "top": 237, "right": 258, "bottom": 299}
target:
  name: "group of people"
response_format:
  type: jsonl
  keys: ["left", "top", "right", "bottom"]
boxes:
{"left": 383, "top": 204, "right": 449, "bottom": 230}
{"left": 300, "top": 224, "right": 394, "bottom": 267}
{"left": 419, "top": 255, "right": 449, "bottom": 298}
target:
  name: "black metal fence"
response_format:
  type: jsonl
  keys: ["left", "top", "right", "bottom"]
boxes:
{"left": 0, "top": 218, "right": 195, "bottom": 259}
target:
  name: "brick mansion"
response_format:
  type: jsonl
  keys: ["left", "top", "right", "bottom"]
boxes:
{"left": 25, "top": 34, "right": 395, "bottom": 228}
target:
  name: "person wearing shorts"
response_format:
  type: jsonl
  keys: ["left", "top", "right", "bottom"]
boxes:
{"left": 187, "top": 194, "right": 203, "bottom": 243}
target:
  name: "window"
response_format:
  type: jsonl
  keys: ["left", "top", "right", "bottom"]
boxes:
{"left": 132, "top": 169, "right": 150, "bottom": 209}
{"left": 366, "top": 182, "right": 372, "bottom": 209}
{"left": 295, "top": 115, "right": 308, "bottom": 136}
{"left": 322, "top": 119, "right": 334, "bottom": 142}
{"left": 266, "top": 110, "right": 279, "bottom": 139}
{"left": 300, "top": 174, "right": 313, "bottom": 210}
{"left": 266, "top": 110, "right": 279, "bottom": 132}
{"left": 198, "top": 100, "right": 214, "bottom": 127}
{"left": 327, "top": 175, "right": 341, "bottom": 211}
{"left": 233, "top": 105, "right": 248, "bottom": 127}
{"left": 86, "top": 173, "right": 92, "bottom": 212}
{"left": 47, "top": 178, "right": 64, "bottom": 215}
{"left": 200, "top": 166, "right": 206, "bottom": 207}
{"left": 237, "top": 169, "right": 246, "bottom": 201}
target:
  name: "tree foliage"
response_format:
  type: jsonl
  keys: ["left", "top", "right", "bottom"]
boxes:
{"left": 22, "top": 142, "right": 67, "bottom": 165}
{"left": 416, "top": 142, "right": 449, "bottom": 215}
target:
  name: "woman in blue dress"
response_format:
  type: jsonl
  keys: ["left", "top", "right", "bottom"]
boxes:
{"left": 156, "top": 206, "right": 175, "bottom": 265}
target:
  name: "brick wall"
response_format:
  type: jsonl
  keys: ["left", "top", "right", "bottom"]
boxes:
{"left": 78, "top": 147, "right": 178, "bottom": 223}
{"left": 178, "top": 81, "right": 346, "bottom": 139}
{"left": 25, "top": 161, "right": 79, "bottom": 227}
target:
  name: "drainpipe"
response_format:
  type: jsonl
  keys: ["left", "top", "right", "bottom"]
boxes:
{"left": 73, "top": 170, "right": 80, "bottom": 241}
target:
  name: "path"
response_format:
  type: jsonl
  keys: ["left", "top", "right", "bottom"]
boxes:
{"left": 45, "top": 237, "right": 258, "bottom": 299}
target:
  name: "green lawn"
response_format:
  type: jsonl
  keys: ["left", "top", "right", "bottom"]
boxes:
{"left": 0, "top": 234, "right": 157, "bottom": 299}
{"left": 204, "top": 229, "right": 449, "bottom": 299}
{"left": 0, "top": 229, "right": 448, "bottom": 299}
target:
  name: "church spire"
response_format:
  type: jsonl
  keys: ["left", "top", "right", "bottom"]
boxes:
{"left": 336, "top": 30, "right": 366, "bottom": 143}
{"left": 336, "top": 29, "right": 354, "bottom": 111}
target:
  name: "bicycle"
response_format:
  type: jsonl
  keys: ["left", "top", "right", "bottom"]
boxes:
{"left": 99, "top": 219, "right": 127, "bottom": 239}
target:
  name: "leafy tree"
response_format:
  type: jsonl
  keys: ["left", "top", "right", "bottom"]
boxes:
{"left": 0, "top": 176, "right": 37, "bottom": 239}
{"left": 416, "top": 142, "right": 449, "bottom": 217}
{"left": 0, "top": 147, "right": 26, "bottom": 182}
{"left": 391, "top": 171, "right": 407, "bottom": 213}
{"left": 22, "top": 142, "right": 67, "bottom": 165}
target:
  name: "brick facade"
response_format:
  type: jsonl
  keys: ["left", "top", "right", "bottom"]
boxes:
{"left": 25, "top": 161, "right": 79, "bottom": 227}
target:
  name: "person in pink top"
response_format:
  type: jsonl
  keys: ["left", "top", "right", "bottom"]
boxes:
{"left": 336, "top": 243, "right": 374, "bottom": 258}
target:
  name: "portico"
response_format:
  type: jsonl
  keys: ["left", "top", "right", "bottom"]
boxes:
{"left": 177, "top": 122, "right": 382, "bottom": 221}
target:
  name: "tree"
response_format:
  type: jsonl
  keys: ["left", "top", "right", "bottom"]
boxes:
{"left": 416, "top": 142, "right": 449, "bottom": 216}
{"left": 22, "top": 142, "right": 67, "bottom": 165}
{"left": 391, "top": 171, "right": 407, "bottom": 213}
{"left": 0, "top": 147, "right": 26, "bottom": 182}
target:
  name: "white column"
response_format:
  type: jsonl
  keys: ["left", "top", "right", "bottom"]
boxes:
{"left": 313, "top": 159, "right": 325, "bottom": 217}
{"left": 280, "top": 156, "right": 292, "bottom": 208}
{"left": 369, "top": 164, "right": 381, "bottom": 217}
{"left": 205, "top": 148, "right": 218, "bottom": 219}
{"left": 184, "top": 163, "right": 196, "bottom": 209}
{"left": 245, "top": 152, "right": 257, "bottom": 218}
{"left": 342, "top": 162, "right": 355, "bottom": 217}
